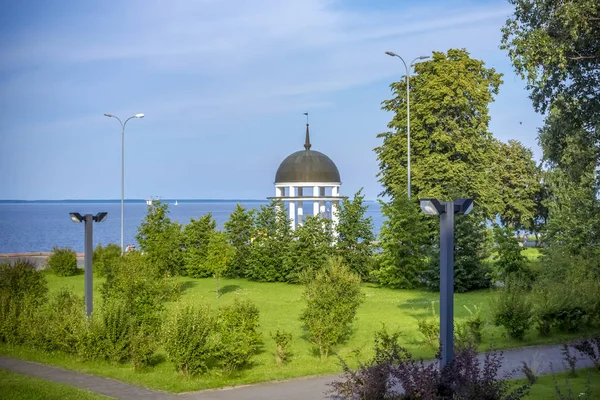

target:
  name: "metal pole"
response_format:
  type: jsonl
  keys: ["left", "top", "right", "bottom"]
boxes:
{"left": 406, "top": 66, "right": 411, "bottom": 199}
{"left": 121, "top": 123, "right": 125, "bottom": 253}
{"left": 84, "top": 214, "right": 94, "bottom": 316}
{"left": 439, "top": 201, "right": 454, "bottom": 367}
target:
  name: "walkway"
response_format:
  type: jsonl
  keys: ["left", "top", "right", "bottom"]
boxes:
{"left": 0, "top": 343, "right": 596, "bottom": 400}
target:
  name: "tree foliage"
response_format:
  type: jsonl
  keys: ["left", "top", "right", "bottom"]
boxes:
{"left": 335, "top": 188, "right": 375, "bottom": 279}
{"left": 374, "top": 193, "right": 432, "bottom": 289}
{"left": 182, "top": 214, "right": 216, "bottom": 278}
{"left": 501, "top": 0, "right": 600, "bottom": 132}
{"left": 224, "top": 204, "right": 255, "bottom": 277}
{"left": 136, "top": 200, "right": 183, "bottom": 276}
{"left": 375, "top": 48, "right": 503, "bottom": 217}
{"left": 206, "top": 231, "right": 235, "bottom": 298}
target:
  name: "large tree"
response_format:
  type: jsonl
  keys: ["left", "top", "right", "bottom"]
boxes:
{"left": 335, "top": 189, "right": 375, "bottom": 279}
{"left": 224, "top": 204, "right": 255, "bottom": 278}
{"left": 501, "top": 0, "right": 600, "bottom": 133}
{"left": 182, "top": 214, "right": 217, "bottom": 278}
{"left": 375, "top": 48, "right": 503, "bottom": 217}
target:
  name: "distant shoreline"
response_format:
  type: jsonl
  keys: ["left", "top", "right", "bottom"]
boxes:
{"left": 0, "top": 199, "right": 381, "bottom": 204}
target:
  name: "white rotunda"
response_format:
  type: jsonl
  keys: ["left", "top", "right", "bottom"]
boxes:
{"left": 269, "top": 122, "right": 345, "bottom": 230}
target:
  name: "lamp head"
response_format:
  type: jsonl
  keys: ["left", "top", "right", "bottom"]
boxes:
{"left": 134, "top": 113, "right": 145, "bottom": 118}
{"left": 69, "top": 212, "right": 84, "bottom": 223}
{"left": 420, "top": 198, "right": 445, "bottom": 215}
{"left": 104, "top": 113, "right": 113, "bottom": 117}
{"left": 418, "top": 55, "right": 430, "bottom": 60}
{"left": 385, "top": 51, "right": 398, "bottom": 57}
{"left": 454, "top": 198, "right": 474, "bottom": 215}
{"left": 93, "top": 212, "right": 108, "bottom": 222}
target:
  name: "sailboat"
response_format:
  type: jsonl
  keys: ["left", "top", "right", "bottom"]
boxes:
{"left": 174, "top": 200, "right": 178, "bottom": 206}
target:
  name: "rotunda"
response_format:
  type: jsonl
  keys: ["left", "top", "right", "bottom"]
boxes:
{"left": 269, "top": 122, "right": 345, "bottom": 230}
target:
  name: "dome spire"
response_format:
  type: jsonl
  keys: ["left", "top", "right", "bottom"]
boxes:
{"left": 303, "top": 112, "right": 311, "bottom": 150}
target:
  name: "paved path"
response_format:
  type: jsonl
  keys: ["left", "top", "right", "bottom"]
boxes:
{"left": 0, "top": 343, "right": 596, "bottom": 400}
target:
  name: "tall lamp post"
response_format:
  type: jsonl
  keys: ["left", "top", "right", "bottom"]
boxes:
{"left": 384, "top": 52, "right": 429, "bottom": 199}
{"left": 104, "top": 113, "right": 144, "bottom": 252}
{"left": 419, "top": 198, "right": 473, "bottom": 367}
{"left": 70, "top": 212, "right": 108, "bottom": 316}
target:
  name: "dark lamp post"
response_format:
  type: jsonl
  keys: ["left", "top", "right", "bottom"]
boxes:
{"left": 419, "top": 198, "right": 473, "bottom": 367}
{"left": 70, "top": 212, "right": 108, "bottom": 316}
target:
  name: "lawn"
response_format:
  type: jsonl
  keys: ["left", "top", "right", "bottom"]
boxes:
{"left": 0, "top": 369, "right": 113, "bottom": 400}
{"left": 1, "top": 263, "right": 598, "bottom": 393}
{"left": 525, "top": 368, "right": 600, "bottom": 399}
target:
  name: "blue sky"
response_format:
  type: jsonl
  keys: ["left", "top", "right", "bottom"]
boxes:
{"left": 0, "top": 0, "right": 543, "bottom": 201}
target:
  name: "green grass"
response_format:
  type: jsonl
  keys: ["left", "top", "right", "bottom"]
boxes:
{"left": 525, "top": 368, "right": 600, "bottom": 399}
{"left": 0, "top": 369, "right": 113, "bottom": 400}
{"left": 0, "top": 266, "right": 597, "bottom": 393}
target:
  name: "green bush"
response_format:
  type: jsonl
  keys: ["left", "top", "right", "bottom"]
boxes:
{"left": 492, "top": 286, "right": 533, "bottom": 340}
{"left": 299, "top": 257, "right": 364, "bottom": 358}
{"left": 493, "top": 226, "right": 527, "bottom": 281}
{"left": 129, "top": 326, "right": 157, "bottom": 370}
{"left": 373, "top": 324, "right": 402, "bottom": 363}
{"left": 416, "top": 301, "right": 439, "bottom": 350}
{"left": 455, "top": 305, "right": 484, "bottom": 348}
{"left": 163, "top": 305, "right": 218, "bottom": 376}
{"left": 0, "top": 259, "right": 48, "bottom": 303}
{"left": 271, "top": 329, "right": 292, "bottom": 366}
{"left": 93, "top": 243, "right": 122, "bottom": 277}
{"left": 47, "top": 246, "right": 79, "bottom": 276}
{"left": 216, "top": 299, "right": 261, "bottom": 371}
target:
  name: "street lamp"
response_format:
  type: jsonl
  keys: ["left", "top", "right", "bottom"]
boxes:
{"left": 419, "top": 198, "right": 473, "bottom": 367}
{"left": 104, "top": 113, "right": 144, "bottom": 252}
{"left": 385, "top": 52, "right": 430, "bottom": 199}
{"left": 70, "top": 212, "right": 108, "bottom": 316}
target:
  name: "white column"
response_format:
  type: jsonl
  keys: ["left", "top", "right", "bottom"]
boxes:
{"left": 313, "top": 186, "right": 319, "bottom": 216}
{"left": 288, "top": 186, "right": 296, "bottom": 230}
{"left": 331, "top": 186, "right": 340, "bottom": 234}
{"left": 319, "top": 187, "right": 326, "bottom": 215}
{"left": 297, "top": 187, "right": 304, "bottom": 226}
{"left": 276, "top": 186, "right": 284, "bottom": 197}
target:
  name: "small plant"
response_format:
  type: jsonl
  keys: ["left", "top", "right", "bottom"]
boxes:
{"left": 562, "top": 344, "right": 578, "bottom": 377}
{"left": 271, "top": 329, "right": 292, "bottom": 366}
{"left": 573, "top": 337, "right": 600, "bottom": 371}
{"left": 47, "top": 246, "right": 79, "bottom": 276}
{"left": 456, "top": 304, "right": 484, "bottom": 349}
{"left": 521, "top": 361, "right": 538, "bottom": 384}
{"left": 417, "top": 301, "right": 439, "bottom": 349}
{"left": 492, "top": 285, "right": 533, "bottom": 340}
{"left": 373, "top": 324, "right": 401, "bottom": 363}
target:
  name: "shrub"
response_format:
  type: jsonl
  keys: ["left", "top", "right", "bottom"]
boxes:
{"left": 456, "top": 304, "right": 484, "bottom": 348}
{"left": 216, "top": 299, "right": 261, "bottom": 371}
{"left": 417, "top": 301, "right": 439, "bottom": 350}
{"left": 492, "top": 285, "right": 533, "bottom": 340}
{"left": 163, "top": 305, "right": 218, "bottom": 376}
{"left": 372, "top": 324, "right": 401, "bottom": 364}
{"left": 130, "top": 326, "right": 158, "bottom": 370}
{"left": 299, "top": 257, "right": 364, "bottom": 358}
{"left": 329, "top": 343, "right": 530, "bottom": 399}
{"left": 93, "top": 243, "right": 122, "bottom": 277}
{"left": 0, "top": 260, "right": 48, "bottom": 303}
{"left": 271, "top": 329, "right": 292, "bottom": 366}
{"left": 47, "top": 246, "right": 79, "bottom": 276}
{"left": 493, "top": 225, "right": 527, "bottom": 281}
{"left": 182, "top": 214, "right": 216, "bottom": 278}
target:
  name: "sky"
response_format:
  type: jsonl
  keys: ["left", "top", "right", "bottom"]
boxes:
{"left": 0, "top": 0, "right": 544, "bottom": 201}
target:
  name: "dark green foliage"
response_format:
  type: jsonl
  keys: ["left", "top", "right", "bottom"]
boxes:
{"left": 163, "top": 305, "right": 217, "bottom": 376}
{"left": 215, "top": 299, "right": 261, "bottom": 371}
{"left": 284, "top": 215, "right": 334, "bottom": 283}
{"left": 492, "top": 285, "right": 533, "bottom": 340}
{"left": 300, "top": 257, "right": 364, "bottom": 358}
{"left": 374, "top": 49, "right": 503, "bottom": 218}
{"left": 424, "top": 212, "right": 492, "bottom": 293}
{"left": 271, "top": 329, "right": 292, "bottom": 365}
{"left": 374, "top": 194, "right": 432, "bottom": 289}
{"left": 416, "top": 302, "right": 439, "bottom": 350}
{"left": 372, "top": 324, "right": 401, "bottom": 364}
{"left": 93, "top": 243, "right": 122, "bottom": 278}
{"left": 455, "top": 305, "right": 484, "bottom": 349}
{"left": 47, "top": 247, "right": 78, "bottom": 276}
{"left": 335, "top": 189, "right": 375, "bottom": 279}
{"left": 247, "top": 200, "right": 292, "bottom": 282}
{"left": 224, "top": 204, "right": 255, "bottom": 277}
{"left": 493, "top": 225, "right": 528, "bottom": 281}
{"left": 136, "top": 200, "right": 183, "bottom": 276}
{"left": 206, "top": 231, "right": 235, "bottom": 297}
{"left": 95, "top": 298, "right": 134, "bottom": 363}
{"left": 182, "top": 214, "right": 217, "bottom": 278}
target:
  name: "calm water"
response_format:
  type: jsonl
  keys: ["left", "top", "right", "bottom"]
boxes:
{"left": 0, "top": 200, "right": 383, "bottom": 253}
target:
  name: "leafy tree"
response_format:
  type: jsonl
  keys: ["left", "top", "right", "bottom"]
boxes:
{"left": 374, "top": 192, "right": 432, "bottom": 289}
{"left": 206, "top": 231, "right": 235, "bottom": 298}
{"left": 224, "top": 204, "right": 255, "bottom": 278}
{"left": 335, "top": 188, "right": 376, "bottom": 279}
{"left": 423, "top": 212, "right": 492, "bottom": 293}
{"left": 93, "top": 243, "right": 122, "bottom": 278}
{"left": 501, "top": 0, "right": 600, "bottom": 132}
{"left": 374, "top": 48, "right": 503, "bottom": 217}
{"left": 47, "top": 246, "right": 78, "bottom": 277}
{"left": 492, "top": 225, "right": 528, "bottom": 282}
{"left": 284, "top": 215, "right": 334, "bottom": 283}
{"left": 492, "top": 140, "right": 542, "bottom": 228}
{"left": 299, "top": 257, "right": 364, "bottom": 358}
{"left": 247, "top": 200, "right": 292, "bottom": 282}
{"left": 136, "top": 200, "right": 183, "bottom": 276}
{"left": 182, "top": 214, "right": 216, "bottom": 278}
